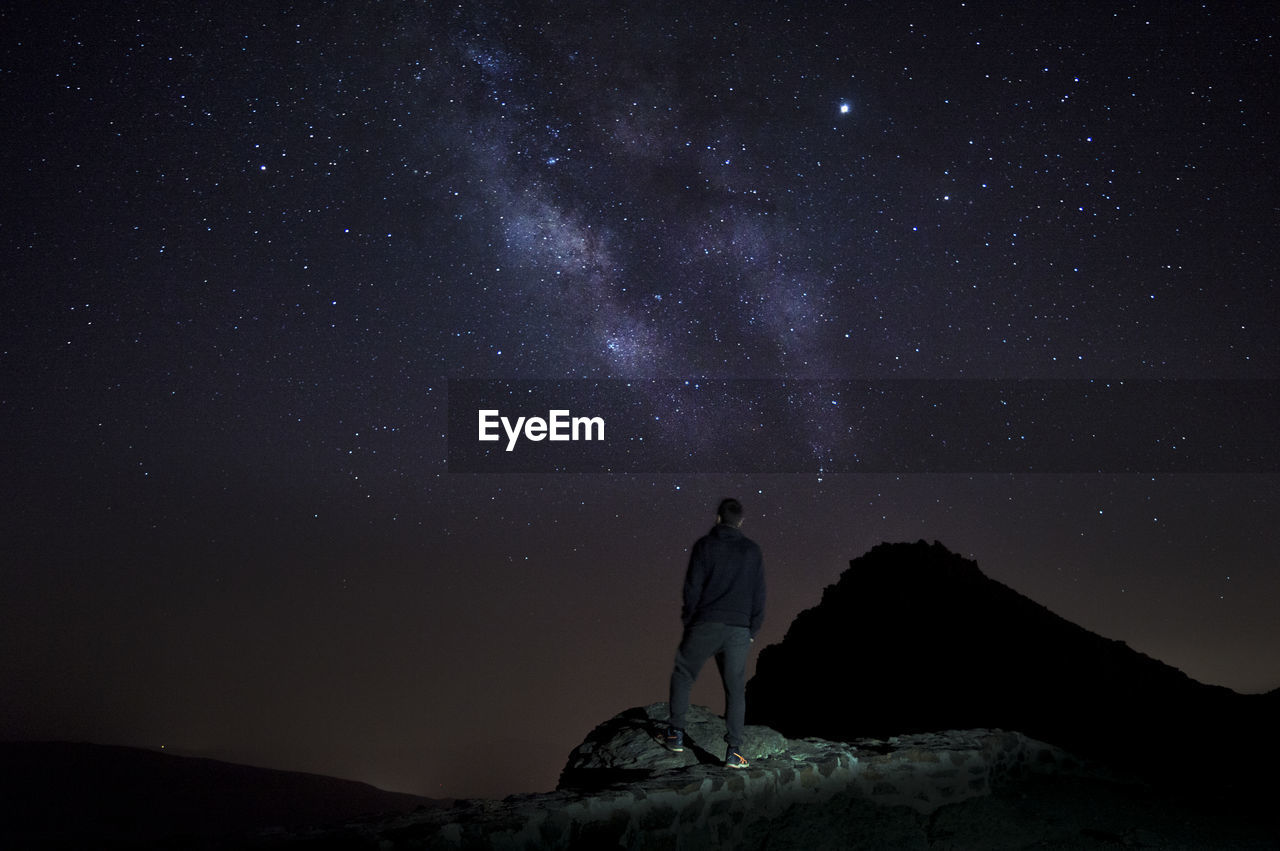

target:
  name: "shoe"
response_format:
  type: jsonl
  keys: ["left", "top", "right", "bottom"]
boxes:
{"left": 724, "top": 750, "right": 749, "bottom": 769}
{"left": 662, "top": 727, "right": 684, "bottom": 752}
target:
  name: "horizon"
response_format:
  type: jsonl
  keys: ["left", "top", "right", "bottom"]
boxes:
{"left": 6, "top": 531, "right": 1278, "bottom": 799}
{"left": 3, "top": 1, "right": 1276, "bottom": 801}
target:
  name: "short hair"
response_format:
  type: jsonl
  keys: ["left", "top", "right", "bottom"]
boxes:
{"left": 717, "top": 498, "right": 744, "bottom": 526}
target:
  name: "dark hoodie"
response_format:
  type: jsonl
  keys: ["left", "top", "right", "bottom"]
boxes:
{"left": 681, "top": 523, "right": 765, "bottom": 637}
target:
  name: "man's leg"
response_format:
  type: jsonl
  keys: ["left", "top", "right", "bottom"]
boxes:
{"left": 668, "top": 622, "right": 721, "bottom": 733}
{"left": 716, "top": 626, "right": 752, "bottom": 749}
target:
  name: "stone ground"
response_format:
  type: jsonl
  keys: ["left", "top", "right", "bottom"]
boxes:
{"left": 257, "top": 706, "right": 1280, "bottom": 850}
{"left": 260, "top": 777, "right": 1278, "bottom": 850}
{"left": 756, "top": 773, "right": 1280, "bottom": 850}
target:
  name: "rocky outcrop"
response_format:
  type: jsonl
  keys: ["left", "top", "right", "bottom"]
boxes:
{"left": 264, "top": 703, "right": 1277, "bottom": 848}
{"left": 746, "top": 540, "right": 1269, "bottom": 781}
{"left": 277, "top": 704, "right": 1104, "bottom": 849}
{"left": 558, "top": 703, "right": 1084, "bottom": 811}
{"left": 558, "top": 703, "right": 787, "bottom": 788}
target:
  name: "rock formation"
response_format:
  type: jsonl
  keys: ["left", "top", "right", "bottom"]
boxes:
{"left": 275, "top": 703, "right": 1275, "bottom": 849}
{"left": 746, "top": 540, "right": 1274, "bottom": 784}
{"left": 558, "top": 703, "right": 788, "bottom": 789}
{"left": 278, "top": 703, "right": 1092, "bottom": 848}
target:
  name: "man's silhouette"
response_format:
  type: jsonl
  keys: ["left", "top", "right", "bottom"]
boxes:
{"left": 664, "top": 498, "right": 766, "bottom": 768}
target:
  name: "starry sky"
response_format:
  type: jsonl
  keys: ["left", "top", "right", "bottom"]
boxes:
{"left": 2, "top": 1, "right": 1277, "bottom": 799}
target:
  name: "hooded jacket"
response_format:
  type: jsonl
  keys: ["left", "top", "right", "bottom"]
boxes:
{"left": 681, "top": 523, "right": 765, "bottom": 637}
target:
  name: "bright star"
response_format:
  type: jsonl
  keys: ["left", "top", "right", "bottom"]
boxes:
{"left": 839, "top": 103, "right": 850, "bottom": 114}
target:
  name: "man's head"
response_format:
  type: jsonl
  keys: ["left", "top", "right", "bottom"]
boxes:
{"left": 716, "top": 498, "right": 744, "bottom": 527}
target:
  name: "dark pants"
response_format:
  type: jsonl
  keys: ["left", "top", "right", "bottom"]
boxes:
{"left": 668, "top": 621, "right": 751, "bottom": 749}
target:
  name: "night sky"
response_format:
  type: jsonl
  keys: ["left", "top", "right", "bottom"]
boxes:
{"left": 3, "top": 2, "right": 1277, "bottom": 799}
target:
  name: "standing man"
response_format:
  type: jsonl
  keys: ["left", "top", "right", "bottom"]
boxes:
{"left": 664, "top": 498, "right": 766, "bottom": 769}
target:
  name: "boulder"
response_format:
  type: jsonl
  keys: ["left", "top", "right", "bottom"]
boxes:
{"left": 558, "top": 702, "right": 786, "bottom": 789}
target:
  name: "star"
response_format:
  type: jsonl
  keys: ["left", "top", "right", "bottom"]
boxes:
{"left": 839, "top": 103, "right": 850, "bottom": 114}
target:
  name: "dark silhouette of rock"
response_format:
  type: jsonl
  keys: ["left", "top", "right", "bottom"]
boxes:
{"left": 746, "top": 540, "right": 1276, "bottom": 788}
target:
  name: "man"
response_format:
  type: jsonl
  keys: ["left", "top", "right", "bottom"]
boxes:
{"left": 664, "top": 497, "right": 766, "bottom": 769}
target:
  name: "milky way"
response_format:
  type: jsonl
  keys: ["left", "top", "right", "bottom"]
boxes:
{"left": 2, "top": 2, "right": 1276, "bottom": 798}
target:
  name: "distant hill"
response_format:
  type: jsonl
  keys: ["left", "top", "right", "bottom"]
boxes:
{"left": 746, "top": 541, "right": 1277, "bottom": 785}
{"left": 0, "top": 741, "right": 442, "bottom": 848}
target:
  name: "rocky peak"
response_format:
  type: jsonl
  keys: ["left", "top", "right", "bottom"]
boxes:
{"left": 746, "top": 540, "right": 1266, "bottom": 780}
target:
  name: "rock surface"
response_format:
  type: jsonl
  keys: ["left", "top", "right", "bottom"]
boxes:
{"left": 268, "top": 704, "right": 1279, "bottom": 850}
{"left": 558, "top": 703, "right": 787, "bottom": 788}
{"left": 558, "top": 702, "right": 1084, "bottom": 813}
